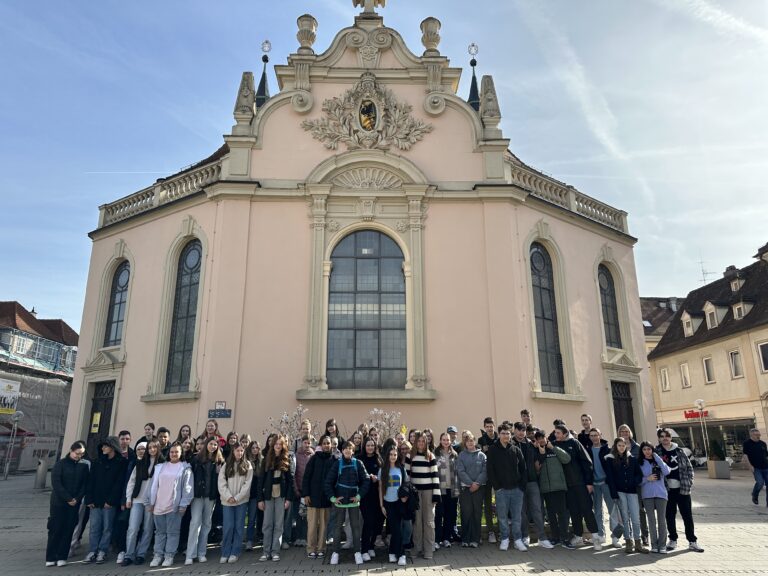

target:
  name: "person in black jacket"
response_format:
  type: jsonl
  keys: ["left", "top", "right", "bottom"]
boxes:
{"left": 486, "top": 424, "right": 527, "bottom": 551}
{"left": 325, "top": 440, "right": 370, "bottom": 566}
{"left": 605, "top": 437, "right": 646, "bottom": 553}
{"left": 258, "top": 435, "right": 293, "bottom": 562}
{"left": 185, "top": 438, "right": 224, "bottom": 564}
{"left": 359, "top": 438, "right": 383, "bottom": 561}
{"left": 84, "top": 436, "right": 128, "bottom": 564}
{"left": 553, "top": 425, "right": 601, "bottom": 550}
{"left": 512, "top": 422, "right": 553, "bottom": 548}
{"left": 45, "top": 441, "right": 89, "bottom": 567}
{"left": 302, "top": 435, "right": 335, "bottom": 558}
{"left": 477, "top": 417, "right": 498, "bottom": 543}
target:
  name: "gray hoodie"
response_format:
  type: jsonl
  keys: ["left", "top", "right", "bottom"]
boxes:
{"left": 456, "top": 448, "right": 487, "bottom": 487}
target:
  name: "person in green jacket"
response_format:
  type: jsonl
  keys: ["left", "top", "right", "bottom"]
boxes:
{"left": 533, "top": 431, "right": 571, "bottom": 548}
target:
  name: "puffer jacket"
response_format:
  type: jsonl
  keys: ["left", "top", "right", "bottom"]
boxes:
{"left": 534, "top": 445, "right": 570, "bottom": 493}
{"left": 218, "top": 461, "right": 253, "bottom": 506}
{"left": 51, "top": 454, "right": 89, "bottom": 508}
{"left": 191, "top": 458, "right": 220, "bottom": 500}
{"left": 302, "top": 450, "right": 335, "bottom": 508}
{"left": 604, "top": 452, "right": 643, "bottom": 499}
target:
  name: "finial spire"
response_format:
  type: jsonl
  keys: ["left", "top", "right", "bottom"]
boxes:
{"left": 353, "top": 0, "right": 385, "bottom": 14}
{"left": 467, "top": 43, "right": 480, "bottom": 112}
{"left": 256, "top": 40, "right": 271, "bottom": 108}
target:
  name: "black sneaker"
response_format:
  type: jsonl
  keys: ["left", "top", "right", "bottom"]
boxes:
{"left": 135, "top": 557, "right": 145, "bottom": 565}
{"left": 121, "top": 558, "right": 133, "bottom": 566}
{"left": 752, "top": 495, "right": 759, "bottom": 505}
{"left": 561, "top": 542, "right": 575, "bottom": 550}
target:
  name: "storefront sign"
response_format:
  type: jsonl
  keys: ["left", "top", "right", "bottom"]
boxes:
{"left": 684, "top": 409, "right": 710, "bottom": 419}
{"left": 0, "top": 379, "right": 21, "bottom": 415}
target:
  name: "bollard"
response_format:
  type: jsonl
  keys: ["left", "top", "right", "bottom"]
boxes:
{"left": 34, "top": 459, "right": 47, "bottom": 490}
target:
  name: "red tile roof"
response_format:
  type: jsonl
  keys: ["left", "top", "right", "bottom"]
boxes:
{"left": 0, "top": 302, "right": 78, "bottom": 345}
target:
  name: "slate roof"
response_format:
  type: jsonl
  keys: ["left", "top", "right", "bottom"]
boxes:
{"left": 648, "top": 256, "right": 768, "bottom": 360}
{"left": 640, "top": 297, "right": 684, "bottom": 338}
{"left": 0, "top": 302, "right": 79, "bottom": 346}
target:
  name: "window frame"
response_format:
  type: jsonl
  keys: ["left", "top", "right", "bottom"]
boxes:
{"left": 597, "top": 264, "right": 622, "bottom": 349}
{"left": 660, "top": 367, "right": 670, "bottom": 392}
{"left": 530, "top": 242, "right": 565, "bottom": 394}
{"left": 103, "top": 260, "right": 130, "bottom": 347}
{"left": 683, "top": 319, "right": 693, "bottom": 337}
{"left": 680, "top": 362, "right": 691, "bottom": 388}
{"left": 728, "top": 349, "right": 744, "bottom": 379}
{"left": 757, "top": 342, "right": 768, "bottom": 373}
{"left": 706, "top": 310, "right": 718, "bottom": 329}
{"left": 702, "top": 356, "right": 715, "bottom": 384}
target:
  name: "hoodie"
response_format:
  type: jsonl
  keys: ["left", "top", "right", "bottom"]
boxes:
{"left": 486, "top": 439, "right": 526, "bottom": 491}
{"left": 655, "top": 442, "right": 694, "bottom": 495}
{"left": 85, "top": 437, "right": 128, "bottom": 508}
{"left": 555, "top": 437, "right": 593, "bottom": 488}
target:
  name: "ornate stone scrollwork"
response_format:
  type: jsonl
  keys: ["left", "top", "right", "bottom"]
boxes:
{"left": 357, "top": 197, "right": 378, "bottom": 221}
{"left": 423, "top": 93, "right": 446, "bottom": 116}
{"left": 344, "top": 28, "right": 393, "bottom": 68}
{"left": 332, "top": 167, "right": 403, "bottom": 190}
{"left": 480, "top": 75, "right": 501, "bottom": 120}
{"left": 291, "top": 90, "right": 314, "bottom": 113}
{"left": 326, "top": 219, "right": 340, "bottom": 232}
{"left": 301, "top": 72, "right": 432, "bottom": 151}
{"left": 396, "top": 220, "right": 410, "bottom": 233}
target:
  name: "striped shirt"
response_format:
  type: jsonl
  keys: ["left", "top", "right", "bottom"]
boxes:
{"left": 405, "top": 454, "right": 440, "bottom": 499}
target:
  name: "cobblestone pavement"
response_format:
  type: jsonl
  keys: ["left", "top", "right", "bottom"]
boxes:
{"left": 1, "top": 469, "right": 765, "bottom": 576}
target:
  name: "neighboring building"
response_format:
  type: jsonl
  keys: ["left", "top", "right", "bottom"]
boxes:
{"left": 640, "top": 296, "right": 683, "bottom": 357}
{"left": 0, "top": 301, "right": 77, "bottom": 471}
{"left": 648, "top": 244, "right": 768, "bottom": 462}
{"left": 64, "top": 2, "right": 655, "bottom": 451}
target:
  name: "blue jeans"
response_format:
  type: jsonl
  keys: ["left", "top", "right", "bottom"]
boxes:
{"left": 88, "top": 506, "right": 116, "bottom": 554}
{"left": 125, "top": 502, "right": 153, "bottom": 560}
{"left": 494, "top": 488, "right": 524, "bottom": 542}
{"left": 592, "top": 482, "right": 622, "bottom": 538}
{"left": 752, "top": 468, "right": 768, "bottom": 501}
{"left": 221, "top": 504, "right": 247, "bottom": 558}
{"left": 186, "top": 497, "right": 216, "bottom": 561}
{"left": 153, "top": 511, "right": 183, "bottom": 559}
{"left": 617, "top": 492, "right": 641, "bottom": 540}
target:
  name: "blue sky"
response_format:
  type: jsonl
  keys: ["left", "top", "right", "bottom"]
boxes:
{"left": 1, "top": 0, "right": 766, "bottom": 332}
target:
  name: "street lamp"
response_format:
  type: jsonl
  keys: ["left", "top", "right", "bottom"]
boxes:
{"left": 694, "top": 399, "right": 709, "bottom": 460}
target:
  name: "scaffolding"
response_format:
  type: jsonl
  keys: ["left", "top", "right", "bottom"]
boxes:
{"left": 0, "top": 327, "right": 76, "bottom": 377}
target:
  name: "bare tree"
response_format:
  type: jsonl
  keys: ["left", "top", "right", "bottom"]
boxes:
{"left": 367, "top": 407, "right": 403, "bottom": 441}
{"left": 262, "top": 404, "right": 318, "bottom": 448}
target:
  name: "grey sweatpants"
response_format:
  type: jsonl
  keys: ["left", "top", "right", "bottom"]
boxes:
{"left": 642, "top": 497, "right": 668, "bottom": 551}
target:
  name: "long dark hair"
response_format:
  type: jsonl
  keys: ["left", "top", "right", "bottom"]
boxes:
{"left": 199, "top": 437, "right": 224, "bottom": 466}
{"left": 362, "top": 437, "right": 382, "bottom": 468}
{"left": 135, "top": 440, "right": 164, "bottom": 483}
{"left": 224, "top": 445, "right": 251, "bottom": 479}
{"left": 265, "top": 435, "right": 290, "bottom": 472}
{"left": 379, "top": 445, "right": 402, "bottom": 499}
{"left": 611, "top": 437, "right": 629, "bottom": 463}
{"left": 639, "top": 441, "right": 655, "bottom": 462}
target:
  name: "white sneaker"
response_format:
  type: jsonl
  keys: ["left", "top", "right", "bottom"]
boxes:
{"left": 341, "top": 541, "right": 353, "bottom": 550}
{"left": 354, "top": 552, "right": 364, "bottom": 565}
{"left": 199, "top": 555, "right": 207, "bottom": 563}
{"left": 368, "top": 549, "right": 375, "bottom": 558}
{"left": 688, "top": 541, "right": 704, "bottom": 553}
{"left": 46, "top": 562, "right": 56, "bottom": 567}
{"left": 522, "top": 536, "right": 530, "bottom": 547}
{"left": 245, "top": 540, "right": 253, "bottom": 550}
{"left": 220, "top": 556, "right": 228, "bottom": 564}
{"left": 488, "top": 532, "right": 497, "bottom": 543}
{"left": 259, "top": 554, "right": 269, "bottom": 561}
{"left": 281, "top": 542, "right": 290, "bottom": 550}
{"left": 389, "top": 554, "right": 397, "bottom": 562}
{"left": 513, "top": 539, "right": 528, "bottom": 552}
{"left": 612, "top": 536, "right": 622, "bottom": 548}
{"left": 539, "top": 539, "right": 554, "bottom": 549}
{"left": 184, "top": 558, "right": 193, "bottom": 565}
{"left": 330, "top": 552, "right": 340, "bottom": 565}
{"left": 433, "top": 542, "right": 440, "bottom": 551}
{"left": 569, "top": 535, "right": 583, "bottom": 547}
{"left": 443, "top": 540, "right": 451, "bottom": 548}
{"left": 362, "top": 552, "right": 371, "bottom": 562}
{"left": 666, "top": 539, "right": 678, "bottom": 551}
{"left": 149, "top": 555, "right": 162, "bottom": 567}
{"left": 95, "top": 551, "right": 106, "bottom": 564}
{"left": 116, "top": 552, "right": 125, "bottom": 565}
{"left": 592, "top": 534, "right": 602, "bottom": 551}
{"left": 228, "top": 555, "right": 238, "bottom": 563}
{"left": 397, "top": 555, "right": 407, "bottom": 566}
{"left": 56, "top": 561, "right": 67, "bottom": 567}
{"left": 161, "top": 557, "right": 173, "bottom": 567}
{"left": 375, "top": 535, "right": 385, "bottom": 548}
{"left": 499, "top": 538, "right": 510, "bottom": 551}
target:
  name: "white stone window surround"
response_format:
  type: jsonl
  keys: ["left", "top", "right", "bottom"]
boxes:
{"left": 681, "top": 311, "right": 701, "bottom": 338}
{"left": 523, "top": 221, "right": 582, "bottom": 402}
{"left": 660, "top": 367, "right": 670, "bottom": 391}
{"left": 298, "top": 151, "right": 434, "bottom": 402}
{"left": 593, "top": 247, "right": 637, "bottom": 362}
{"left": 702, "top": 355, "right": 716, "bottom": 384}
{"left": 680, "top": 362, "right": 691, "bottom": 388}
{"left": 756, "top": 341, "right": 768, "bottom": 373}
{"left": 728, "top": 348, "right": 744, "bottom": 379}
{"left": 142, "top": 216, "right": 208, "bottom": 403}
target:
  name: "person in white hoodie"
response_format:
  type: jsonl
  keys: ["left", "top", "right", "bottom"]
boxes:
{"left": 123, "top": 441, "right": 163, "bottom": 565}
{"left": 148, "top": 443, "right": 193, "bottom": 567}
{"left": 217, "top": 444, "right": 253, "bottom": 564}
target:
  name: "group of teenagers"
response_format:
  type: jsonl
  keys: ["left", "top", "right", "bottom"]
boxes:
{"left": 44, "top": 409, "right": 706, "bottom": 569}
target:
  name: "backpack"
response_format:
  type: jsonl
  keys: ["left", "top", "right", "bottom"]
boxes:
{"left": 336, "top": 456, "right": 360, "bottom": 491}
{"left": 396, "top": 466, "right": 420, "bottom": 520}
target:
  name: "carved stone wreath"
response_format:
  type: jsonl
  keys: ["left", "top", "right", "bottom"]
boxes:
{"left": 301, "top": 72, "right": 433, "bottom": 152}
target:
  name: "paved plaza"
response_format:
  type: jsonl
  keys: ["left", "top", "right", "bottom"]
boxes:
{"left": 0, "top": 469, "right": 765, "bottom": 576}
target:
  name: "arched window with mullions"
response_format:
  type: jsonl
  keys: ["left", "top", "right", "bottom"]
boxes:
{"left": 327, "top": 230, "right": 406, "bottom": 390}
{"left": 103, "top": 261, "right": 130, "bottom": 347}
{"left": 598, "top": 264, "right": 622, "bottom": 349}
{"left": 530, "top": 242, "right": 565, "bottom": 393}
{"left": 165, "top": 239, "right": 202, "bottom": 393}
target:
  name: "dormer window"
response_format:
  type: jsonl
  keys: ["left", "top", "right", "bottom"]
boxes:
{"left": 734, "top": 304, "right": 744, "bottom": 319}
{"left": 681, "top": 311, "right": 701, "bottom": 337}
{"left": 706, "top": 310, "right": 718, "bottom": 329}
{"left": 703, "top": 301, "right": 726, "bottom": 330}
{"left": 730, "top": 278, "right": 743, "bottom": 293}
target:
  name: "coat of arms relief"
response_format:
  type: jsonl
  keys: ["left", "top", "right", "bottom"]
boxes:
{"left": 301, "top": 72, "right": 432, "bottom": 151}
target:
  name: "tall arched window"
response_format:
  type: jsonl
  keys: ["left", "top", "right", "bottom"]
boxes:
{"left": 598, "top": 264, "right": 622, "bottom": 348}
{"left": 327, "top": 230, "right": 406, "bottom": 389}
{"left": 530, "top": 242, "right": 564, "bottom": 393}
{"left": 103, "top": 261, "right": 130, "bottom": 347}
{"left": 165, "top": 239, "right": 202, "bottom": 393}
